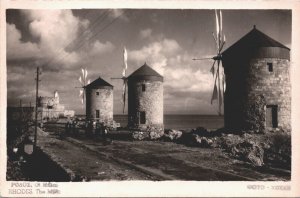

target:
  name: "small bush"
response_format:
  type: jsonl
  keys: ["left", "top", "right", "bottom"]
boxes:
{"left": 264, "top": 133, "right": 291, "bottom": 169}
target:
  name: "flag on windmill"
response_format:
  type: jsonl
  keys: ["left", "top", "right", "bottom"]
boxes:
{"left": 78, "top": 68, "right": 91, "bottom": 105}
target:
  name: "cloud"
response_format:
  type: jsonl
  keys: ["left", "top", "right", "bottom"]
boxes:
{"left": 139, "top": 28, "right": 152, "bottom": 39}
{"left": 162, "top": 52, "right": 216, "bottom": 114}
{"left": 7, "top": 23, "right": 40, "bottom": 60}
{"left": 7, "top": 10, "right": 116, "bottom": 70}
{"left": 129, "top": 38, "right": 181, "bottom": 75}
{"left": 90, "top": 40, "right": 115, "bottom": 55}
{"left": 7, "top": 10, "right": 83, "bottom": 69}
{"left": 165, "top": 67, "right": 213, "bottom": 92}
{"left": 129, "top": 37, "right": 213, "bottom": 93}
{"left": 127, "top": 34, "right": 217, "bottom": 114}
{"left": 6, "top": 10, "right": 119, "bottom": 111}
{"left": 109, "top": 9, "right": 129, "bottom": 21}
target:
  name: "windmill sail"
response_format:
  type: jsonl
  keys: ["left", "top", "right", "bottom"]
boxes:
{"left": 78, "top": 67, "right": 91, "bottom": 105}
{"left": 122, "top": 47, "right": 128, "bottom": 113}
{"left": 211, "top": 10, "right": 226, "bottom": 115}
{"left": 193, "top": 9, "right": 226, "bottom": 115}
{"left": 210, "top": 60, "right": 216, "bottom": 76}
{"left": 123, "top": 47, "right": 128, "bottom": 70}
{"left": 111, "top": 46, "right": 129, "bottom": 114}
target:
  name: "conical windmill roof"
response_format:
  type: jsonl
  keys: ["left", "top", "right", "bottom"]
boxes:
{"left": 128, "top": 63, "right": 163, "bottom": 82}
{"left": 222, "top": 26, "right": 290, "bottom": 57}
{"left": 85, "top": 77, "right": 113, "bottom": 89}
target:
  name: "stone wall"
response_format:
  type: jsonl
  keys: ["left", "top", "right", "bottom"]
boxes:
{"left": 128, "top": 80, "right": 163, "bottom": 130}
{"left": 86, "top": 88, "right": 113, "bottom": 125}
{"left": 244, "top": 58, "right": 291, "bottom": 132}
{"left": 224, "top": 56, "right": 291, "bottom": 133}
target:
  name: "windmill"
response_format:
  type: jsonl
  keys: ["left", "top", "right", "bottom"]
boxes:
{"left": 78, "top": 68, "right": 91, "bottom": 105}
{"left": 111, "top": 47, "right": 128, "bottom": 113}
{"left": 193, "top": 10, "right": 226, "bottom": 115}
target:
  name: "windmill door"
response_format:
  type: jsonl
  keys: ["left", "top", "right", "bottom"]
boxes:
{"left": 137, "top": 111, "right": 146, "bottom": 124}
{"left": 266, "top": 105, "right": 278, "bottom": 128}
{"left": 96, "top": 110, "right": 100, "bottom": 119}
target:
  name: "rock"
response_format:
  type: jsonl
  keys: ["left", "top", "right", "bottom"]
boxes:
{"left": 234, "top": 140, "right": 264, "bottom": 166}
{"left": 147, "top": 126, "right": 164, "bottom": 140}
{"left": 131, "top": 125, "right": 164, "bottom": 140}
{"left": 163, "top": 129, "right": 183, "bottom": 141}
{"left": 178, "top": 133, "right": 214, "bottom": 148}
{"left": 143, "top": 126, "right": 164, "bottom": 140}
{"left": 178, "top": 133, "right": 198, "bottom": 146}
{"left": 149, "top": 130, "right": 164, "bottom": 140}
{"left": 132, "top": 131, "right": 149, "bottom": 140}
{"left": 213, "top": 128, "right": 228, "bottom": 136}
{"left": 190, "top": 127, "right": 209, "bottom": 136}
{"left": 195, "top": 136, "right": 211, "bottom": 147}
{"left": 241, "top": 133, "right": 252, "bottom": 139}
{"left": 247, "top": 145, "right": 264, "bottom": 167}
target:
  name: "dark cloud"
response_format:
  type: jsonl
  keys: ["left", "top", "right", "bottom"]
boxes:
{"left": 6, "top": 9, "right": 291, "bottom": 115}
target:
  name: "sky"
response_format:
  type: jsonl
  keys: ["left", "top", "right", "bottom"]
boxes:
{"left": 6, "top": 9, "right": 291, "bottom": 115}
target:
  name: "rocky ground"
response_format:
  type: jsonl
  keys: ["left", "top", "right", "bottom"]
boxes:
{"left": 118, "top": 125, "right": 290, "bottom": 171}
{"left": 6, "top": 123, "right": 291, "bottom": 181}
{"left": 162, "top": 127, "right": 291, "bottom": 170}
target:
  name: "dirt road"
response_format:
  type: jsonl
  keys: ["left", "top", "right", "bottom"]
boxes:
{"left": 37, "top": 125, "right": 290, "bottom": 181}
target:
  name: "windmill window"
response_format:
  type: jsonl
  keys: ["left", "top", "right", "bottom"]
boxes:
{"left": 96, "top": 92, "right": 99, "bottom": 96}
{"left": 140, "top": 111, "right": 146, "bottom": 124}
{"left": 267, "top": 62, "right": 273, "bottom": 72}
{"left": 266, "top": 105, "right": 278, "bottom": 128}
{"left": 96, "top": 110, "right": 100, "bottom": 118}
{"left": 142, "top": 84, "right": 146, "bottom": 92}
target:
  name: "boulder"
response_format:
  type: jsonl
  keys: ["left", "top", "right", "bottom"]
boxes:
{"left": 149, "top": 130, "right": 164, "bottom": 140}
{"left": 132, "top": 131, "right": 149, "bottom": 140}
{"left": 195, "top": 136, "right": 213, "bottom": 148}
{"left": 147, "top": 126, "right": 164, "bottom": 140}
{"left": 190, "top": 127, "right": 209, "bottom": 136}
{"left": 131, "top": 125, "right": 164, "bottom": 140}
{"left": 233, "top": 140, "right": 264, "bottom": 167}
{"left": 163, "top": 129, "right": 183, "bottom": 141}
{"left": 178, "top": 133, "right": 215, "bottom": 148}
{"left": 178, "top": 133, "right": 198, "bottom": 146}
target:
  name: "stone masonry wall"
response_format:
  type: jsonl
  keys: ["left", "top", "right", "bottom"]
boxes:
{"left": 86, "top": 88, "right": 113, "bottom": 125}
{"left": 244, "top": 58, "right": 291, "bottom": 132}
{"left": 128, "top": 80, "right": 163, "bottom": 129}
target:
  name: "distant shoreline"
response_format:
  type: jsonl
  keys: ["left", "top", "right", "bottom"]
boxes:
{"left": 74, "top": 114, "right": 224, "bottom": 130}
{"left": 75, "top": 114, "right": 224, "bottom": 117}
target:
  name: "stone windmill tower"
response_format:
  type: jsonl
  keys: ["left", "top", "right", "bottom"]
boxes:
{"left": 222, "top": 26, "right": 290, "bottom": 132}
{"left": 127, "top": 63, "right": 164, "bottom": 133}
{"left": 85, "top": 77, "right": 114, "bottom": 126}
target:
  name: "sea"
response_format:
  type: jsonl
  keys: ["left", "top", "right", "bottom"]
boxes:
{"left": 113, "top": 114, "right": 224, "bottom": 130}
